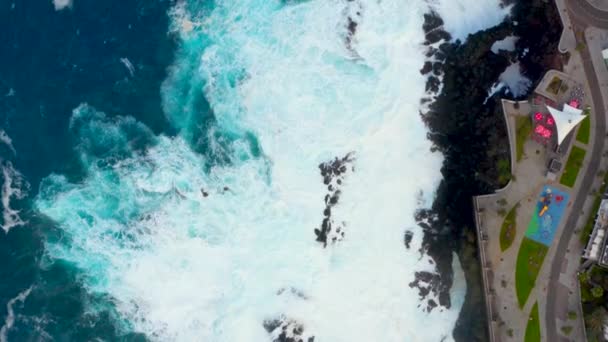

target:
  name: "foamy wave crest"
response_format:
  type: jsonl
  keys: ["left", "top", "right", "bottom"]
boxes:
{"left": 52, "top": 0, "right": 72, "bottom": 11}
{"left": 1, "top": 161, "right": 28, "bottom": 233}
{"left": 35, "top": 0, "right": 508, "bottom": 340}
{"left": 0, "top": 130, "right": 15, "bottom": 155}
{"left": 0, "top": 286, "right": 32, "bottom": 342}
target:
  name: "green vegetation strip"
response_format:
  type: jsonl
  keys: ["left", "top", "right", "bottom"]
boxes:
{"left": 516, "top": 237, "right": 548, "bottom": 307}
{"left": 576, "top": 116, "right": 590, "bottom": 145}
{"left": 525, "top": 302, "right": 541, "bottom": 342}
{"left": 497, "top": 158, "right": 511, "bottom": 187}
{"left": 560, "top": 146, "right": 586, "bottom": 188}
{"left": 516, "top": 116, "right": 533, "bottom": 162}
{"left": 500, "top": 204, "right": 517, "bottom": 251}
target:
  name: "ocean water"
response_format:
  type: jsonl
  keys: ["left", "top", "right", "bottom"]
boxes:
{"left": 1, "top": 0, "right": 509, "bottom": 341}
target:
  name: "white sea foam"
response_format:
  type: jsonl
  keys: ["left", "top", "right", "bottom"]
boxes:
{"left": 120, "top": 58, "right": 135, "bottom": 77}
{"left": 499, "top": 62, "right": 532, "bottom": 97}
{"left": 0, "top": 287, "right": 32, "bottom": 342}
{"left": 52, "top": 0, "right": 72, "bottom": 11}
{"left": 36, "top": 0, "right": 509, "bottom": 341}
{"left": 0, "top": 130, "right": 15, "bottom": 155}
{"left": 431, "top": 0, "right": 512, "bottom": 41}
{"left": 491, "top": 35, "right": 519, "bottom": 54}
{"left": 1, "top": 162, "right": 27, "bottom": 233}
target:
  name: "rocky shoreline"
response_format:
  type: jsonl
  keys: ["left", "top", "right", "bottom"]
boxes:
{"left": 417, "top": 1, "right": 563, "bottom": 341}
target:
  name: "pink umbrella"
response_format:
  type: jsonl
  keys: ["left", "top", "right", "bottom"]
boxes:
{"left": 535, "top": 124, "right": 546, "bottom": 134}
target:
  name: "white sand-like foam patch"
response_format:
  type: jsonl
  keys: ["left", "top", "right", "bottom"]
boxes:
{"left": 52, "top": 0, "right": 72, "bottom": 11}
{"left": 499, "top": 62, "right": 532, "bottom": 97}
{"left": 491, "top": 35, "right": 518, "bottom": 54}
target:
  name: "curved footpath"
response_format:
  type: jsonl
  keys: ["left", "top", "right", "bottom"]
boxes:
{"left": 572, "top": 0, "right": 608, "bottom": 26}
{"left": 546, "top": 1, "right": 608, "bottom": 341}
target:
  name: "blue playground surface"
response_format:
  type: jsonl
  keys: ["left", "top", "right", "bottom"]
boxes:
{"left": 524, "top": 185, "right": 570, "bottom": 247}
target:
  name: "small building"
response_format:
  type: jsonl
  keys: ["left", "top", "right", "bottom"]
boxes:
{"left": 583, "top": 199, "right": 608, "bottom": 267}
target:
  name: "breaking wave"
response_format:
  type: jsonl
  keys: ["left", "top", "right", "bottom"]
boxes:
{"left": 34, "top": 0, "right": 509, "bottom": 340}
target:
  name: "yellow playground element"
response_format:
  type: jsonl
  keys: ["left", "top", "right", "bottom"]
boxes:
{"left": 539, "top": 205, "right": 548, "bottom": 217}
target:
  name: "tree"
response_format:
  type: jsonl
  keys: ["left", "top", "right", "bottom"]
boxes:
{"left": 586, "top": 307, "right": 608, "bottom": 340}
{"left": 592, "top": 286, "right": 605, "bottom": 299}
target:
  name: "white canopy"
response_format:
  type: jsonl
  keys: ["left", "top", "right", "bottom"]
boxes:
{"left": 546, "top": 103, "right": 586, "bottom": 145}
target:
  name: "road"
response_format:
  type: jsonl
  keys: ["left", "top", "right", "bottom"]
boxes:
{"left": 571, "top": 0, "right": 608, "bottom": 27}
{"left": 545, "top": 2, "right": 608, "bottom": 341}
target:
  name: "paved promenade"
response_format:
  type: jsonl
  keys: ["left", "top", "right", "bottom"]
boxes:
{"left": 473, "top": 2, "right": 608, "bottom": 341}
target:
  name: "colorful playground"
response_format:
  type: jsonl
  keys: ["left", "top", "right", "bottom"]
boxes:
{"left": 526, "top": 186, "right": 570, "bottom": 246}
{"left": 516, "top": 185, "right": 570, "bottom": 307}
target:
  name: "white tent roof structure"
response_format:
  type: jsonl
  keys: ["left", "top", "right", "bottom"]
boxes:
{"left": 546, "top": 103, "right": 586, "bottom": 145}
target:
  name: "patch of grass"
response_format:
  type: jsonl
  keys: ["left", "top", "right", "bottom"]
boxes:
{"left": 576, "top": 116, "right": 590, "bottom": 144}
{"left": 576, "top": 42, "right": 587, "bottom": 52}
{"left": 568, "top": 311, "right": 577, "bottom": 320}
{"left": 516, "top": 116, "right": 533, "bottom": 162}
{"left": 560, "top": 146, "right": 586, "bottom": 187}
{"left": 497, "top": 158, "right": 511, "bottom": 186}
{"left": 516, "top": 238, "right": 549, "bottom": 307}
{"left": 547, "top": 76, "right": 562, "bottom": 95}
{"left": 525, "top": 302, "right": 541, "bottom": 342}
{"left": 500, "top": 204, "right": 518, "bottom": 251}
{"left": 561, "top": 325, "right": 573, "bottom": 336}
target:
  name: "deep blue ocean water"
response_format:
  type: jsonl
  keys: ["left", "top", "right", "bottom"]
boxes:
{"left": 0, "top": 1, "right": 175, "bottom": 339}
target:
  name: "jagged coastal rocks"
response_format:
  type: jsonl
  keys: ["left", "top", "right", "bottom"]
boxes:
{"left": 315, "top": 153, "right": 354, "bottom": 246}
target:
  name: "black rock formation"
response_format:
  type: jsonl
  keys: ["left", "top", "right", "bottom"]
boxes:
{"left": 314, "top": 153, "right": 354, "bottom": 247}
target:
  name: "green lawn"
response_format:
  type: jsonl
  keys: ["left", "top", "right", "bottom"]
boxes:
{"left": 497, "top": 158, "right": 511, "bottom": 186}
{"left": 576, "top": 116, "right": 590, "bottom": 144}
{"left": 500, "top": 204, "right": 518, "bottom": 251}
{"left": 546, "top": 76, "right": 562, "bottom": 95}
{"left": 560, "top": 146, "right": 587, "bottom": 187}
{"left": 525, "top": 302, "right": 541, "bottom": 342}
{"left": 516, "top": 238, "right": 549, "bottom": 307}
{"left": 516, "top": 116, "right": 533, "bottom": 162}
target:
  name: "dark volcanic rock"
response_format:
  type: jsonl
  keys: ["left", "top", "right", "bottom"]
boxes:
{"left": 420, "top": 61, "right": 433, "bottom": 75}
{"left": 263, "top": 317, "right": 314, "bottom": 342}
{"left": 314, "top": 152, "right": 354, "bottom": 247}
{"left": 404, "top": 230, "right": 413, "bottom": 249}
{"left": 408, "top": 270, "right": 451, "bottom": 312}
